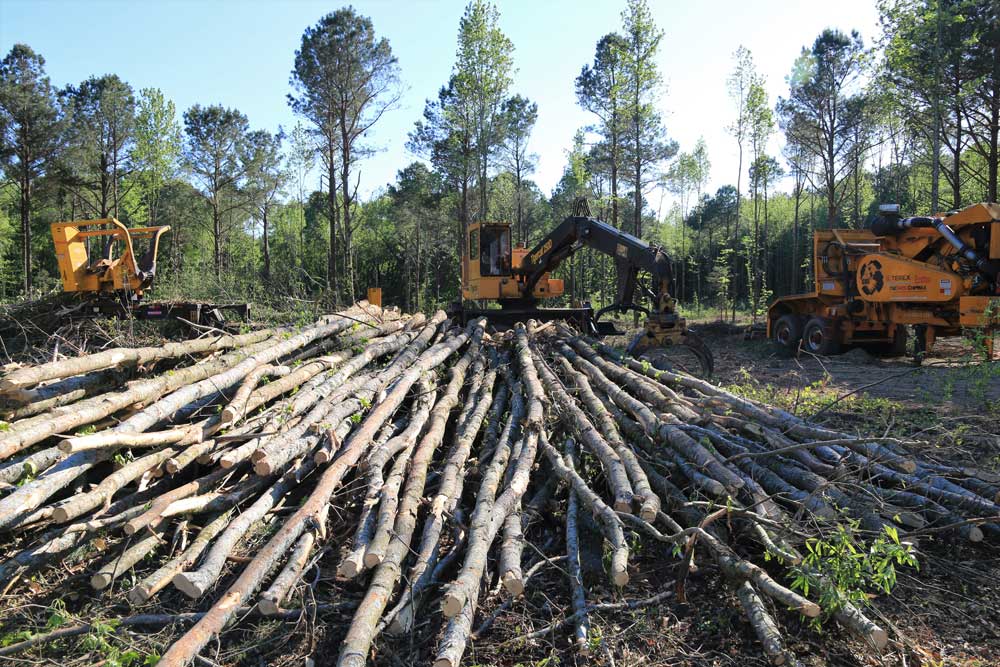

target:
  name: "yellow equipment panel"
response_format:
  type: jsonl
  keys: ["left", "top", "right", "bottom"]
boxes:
{"left": 855, "top": 254, "right": 963, "bottom": 303}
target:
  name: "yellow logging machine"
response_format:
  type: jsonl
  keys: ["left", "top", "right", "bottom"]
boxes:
{"left": 51, "top": 218, "right": 249, "bottom": 327}
{"left": 769, "top": 202, "right": 1000, "bottom": 359}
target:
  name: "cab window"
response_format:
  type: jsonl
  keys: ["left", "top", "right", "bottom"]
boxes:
{"left": 480, "top": 225, "right": 511, "bottom": 276}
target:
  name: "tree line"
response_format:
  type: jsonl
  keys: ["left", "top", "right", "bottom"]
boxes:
{"left": 1, "top": 0, "right": 998, "bottom": 320}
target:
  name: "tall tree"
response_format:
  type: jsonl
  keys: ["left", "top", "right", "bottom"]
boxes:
{"left": 726, "top": 46, "right": 758, "bottom": 321}
{"left": 778, "top": 29, "right": 869, "bottom": 227}
{"left": 500, "top": 94, "right": 537, "bottom": 244}
{"left": 880, "top": 0, "right": 980, "bottom": 210}
{"left": 182, "top": 104, "right": 251, "bottom": 278}
{"left": 0, "top": 44, "right": 64, "bottom": 294}
{"left": 620, "top": 0, "right": 674, "bottom": 240}
{"left": 454, "top": 0, "right": 515, "bottom": 222}
{"left": 409, "top": 77, "right": 476, "bottom": 273}
{"left": 290, "top": 7, "right": 401, "bottom": 303}
{"left": 245, "top": 129, "right": 286, "bottom": 281}
{"left": 132, "top": 87, "right": 182, "bottom": 227}
{"left": 746, "top": 79, "right": 774, "bottom": 317}
{"left": 576, "top": 32, "right": 628, "bottom": 229}
{"left": 964, "top": 0, "right": 1000, "bottom": 202}
{"left": 63, "top": 74, "right": 136, "bottom": 219}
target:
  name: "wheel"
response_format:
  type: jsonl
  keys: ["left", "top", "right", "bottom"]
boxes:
{"left": 869, "top": 326, "right": 909, "bottom": 357}
{"left": 801, "top": 317, "right": 841, "bottom": 356}
{"left": 772, "top": 314, "right": 803, "bottom": 351}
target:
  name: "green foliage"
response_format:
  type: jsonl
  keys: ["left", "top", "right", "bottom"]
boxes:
{"left": 790, "top": 523, "right": 917, "bottom": 627}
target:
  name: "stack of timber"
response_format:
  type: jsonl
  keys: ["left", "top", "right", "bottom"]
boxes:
{"left": 0, "top": 304, "right": 998, "bottom": 667}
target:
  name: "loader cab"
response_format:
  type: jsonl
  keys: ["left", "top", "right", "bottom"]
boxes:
{"left": 462, "top": 221, "right": 522, "bottom": 301}
{"left": 477, "top": 224, "right": 512, "bottom": 277}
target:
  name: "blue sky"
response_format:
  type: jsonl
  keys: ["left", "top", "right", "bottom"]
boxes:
{"left": 1, "top": 0, "right": 880, "bottom": 205}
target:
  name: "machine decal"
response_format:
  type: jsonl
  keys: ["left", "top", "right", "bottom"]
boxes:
{"left": 859, "top": 259, "right": 884, "bottom": 295}
{"left": 531, "top": 239, "right": 552, "bottom": 264}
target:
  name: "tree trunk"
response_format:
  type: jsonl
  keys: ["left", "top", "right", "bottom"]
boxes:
{"left": 262, "top": 208, "right": 271, "bottom": 281}
{"left": 327, "top": 140, "right": 339, "bottom": 299}
{"left": 341, "top": 124, "right": 356, "bottom": 305}
{"left": 732, "top": 141, "right": 743, "bottom": 322}
{"left": 20, "top": 164, "right": 32, "bottom": 295}
{"left": 989, "top": 46, "right": 999, "bottom": 202}
{"left": 212, "top": 204, "right": 222, "bottom": 279}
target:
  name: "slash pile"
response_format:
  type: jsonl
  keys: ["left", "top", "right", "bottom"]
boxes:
{"left": 1, "top": 303, "right": 998, "bottom": 667}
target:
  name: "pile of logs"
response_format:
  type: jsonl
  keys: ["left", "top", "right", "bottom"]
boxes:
{"left": 1, "top": 303, "right": 998, "bottom": 667}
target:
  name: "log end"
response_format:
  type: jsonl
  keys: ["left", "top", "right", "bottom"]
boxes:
{"left": 57, "top": 439, "right": 75, "bottom": 453}
{"left": 386, "top": 603, "right": 414, "bottom": 636}
{"left": 501, "top": 571, "right": 525, "bottom": 597}
{"left": 867, "top": 627, "right": 889, "bottom": 651}
{"left": 164, "top": 459, "right": 181, "bottom": 475}
{"left": 968, "top": 526, "right": 984, "bottom": 543}
{"left": 127, "top": 585, "right": 151, "bottom": 605}
{"left": 639, "top": 504, "right": 658, "bottom": 523}
{"left": 219, "top": 455, "right": 237, "bottom": 469}
{"left": 611, "top": 569, "right": 629, "bottom": 587}
{"left": 800, "top": 601, "right": 822, "bottom": 618}
{"left": 257, "top": 597, "right": 281, "bottom": 616}
{"left": 314, "top": 450, "right": 331, "bottom": 465}
{"left": 613, "top": 498, "right": 632, "bottom": 513}
{"left": 51, "top": 506, "right": 72, "bottom": 523}
{"left": 337, "top": 555, "right": 364, "bottom": 579}
{"left": 433, "top": 659, "right": 456, "bottom": 667}
{"left": 220, "top": 408, "right": 238, "bottom": 424}
{"left": 172, "top": 571, "right": 209, "bottom": 599}
{"left": 91, "top": 572, "right": 113, "bottom": 590}
{"left": 363, "top": 551, "right": 384, "bottom": 570}
{"left": 122, "top": 518, "right": 144, "bottom": 536}
{"left": 253, "top": 460, "right": 273, "bottom": 477}
{"left": 441, "top": 591, "right": 465, "bottom": 618}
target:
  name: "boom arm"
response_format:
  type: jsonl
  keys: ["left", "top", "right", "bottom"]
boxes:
{"left": 518, "top": 214, "right": 674, "bottom": 317}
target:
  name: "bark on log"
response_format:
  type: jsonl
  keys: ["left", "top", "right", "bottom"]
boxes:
{"left": 128, "top": 511, "right": 233, "bottom": 604}
{"left": 557, "top": 354, "right": 659, "bottom": 520}
{"left": 384, "top": 362, "right": 501, "bottom": 634}
{"left": 533, "top": 348, "right": 634, "bottom": 512}
{"left": 336, "top": 322, "right": 486, "bottom": 667}
{"left": 156, "top": 313, "right": 467, "bottom": 667}
{"left": 172, "top": 457, "right": 318, "bottom": 599}
{"left": 736, "top": 581, "right": 791, "bottom": 665}
{"left": 0, "top": 327, "right": 279, "bottom": 395}
{"left": 91, "top": 531, "right": 163, "bottom": 590}
{"left": 258, "top": 529, "right": 316, "bottom": 616}
{"left": 566, "top": 438, "right": 590, "bottom": 654}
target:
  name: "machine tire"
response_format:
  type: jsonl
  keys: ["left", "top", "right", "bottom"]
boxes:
{"left": 772, "top": 314, "right": 803, "bottom": 352}
{"left": 801, "top": 317, "right": 841, "bottom": 356}
{"left": 869, "top": 326, "right": 909, "bottom": 358}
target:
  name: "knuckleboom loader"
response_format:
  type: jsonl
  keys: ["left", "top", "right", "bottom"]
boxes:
{"left": 453, "top": 199, "right": 713, "bottom": 375}
{"left": 768, "top": 202, "right": 1000, "bottom": 359}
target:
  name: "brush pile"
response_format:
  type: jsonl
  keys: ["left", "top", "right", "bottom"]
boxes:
{"left": 1, "top": 302, "right": 998, "bottom": 667}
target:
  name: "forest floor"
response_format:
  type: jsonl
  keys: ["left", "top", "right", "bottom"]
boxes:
{"left": 1, "top": 311, "right": 997, "bottom": 667}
